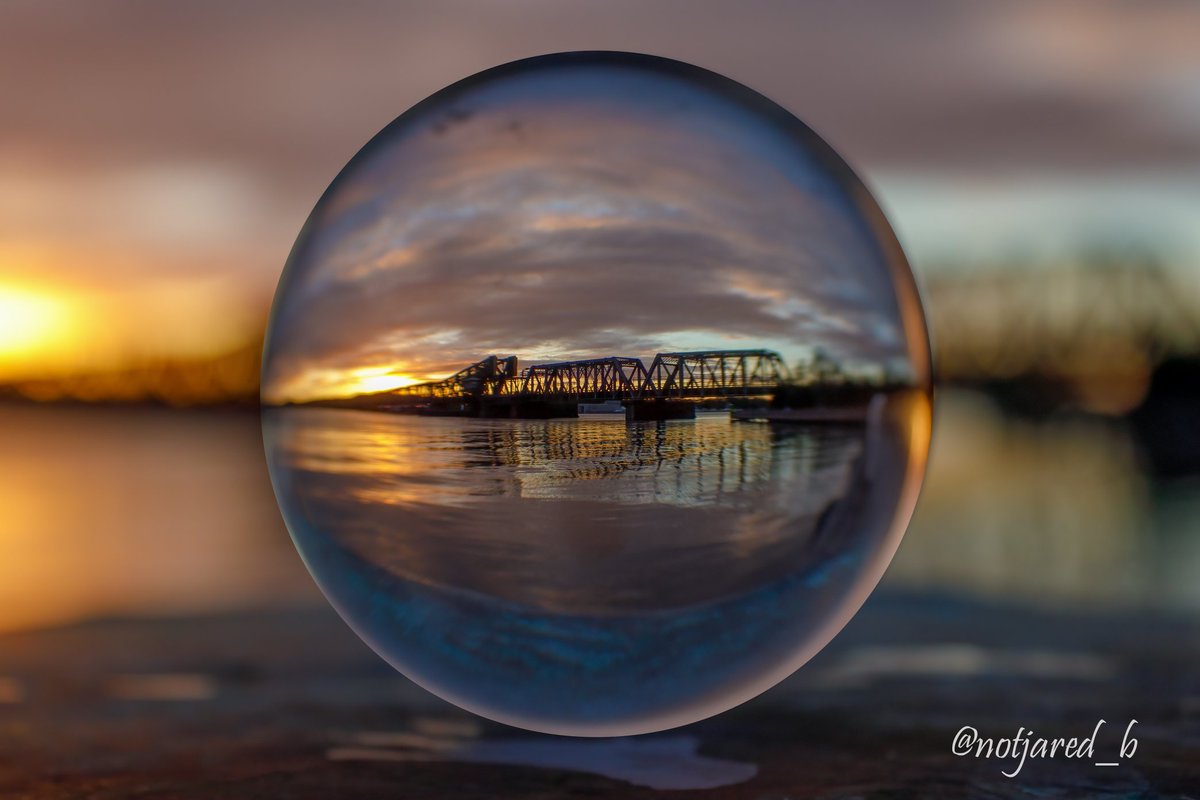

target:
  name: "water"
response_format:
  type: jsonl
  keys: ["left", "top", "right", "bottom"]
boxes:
{"left": 4, "top": 393, "right": 1197, "bottom": 723}
{"left": 0, "top": 404, "right": 316, "bottom": 635}
{"left": 4, "top": 394, "right": 1190, "bottom": 638}
{"left": 264, "top": 398, "right": 925, "bottom": 735}
{"left": 271, "top": 410, "right": 862, "bottom": 611}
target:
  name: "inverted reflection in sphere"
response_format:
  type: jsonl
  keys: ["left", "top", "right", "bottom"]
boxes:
{"left": 262, "top": 52, "right": 931, "bottom": 736}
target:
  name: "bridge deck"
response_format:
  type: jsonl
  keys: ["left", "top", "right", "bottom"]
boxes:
{"left": 393, "top": 350, "right": 791, "bottom": 404}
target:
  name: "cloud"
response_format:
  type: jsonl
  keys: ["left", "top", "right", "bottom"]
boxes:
{"left": 6, "top": 0, "right": 1200, "bottom": 292}
{"left": 262, "top": 60, "right": 912, "bottom": 401}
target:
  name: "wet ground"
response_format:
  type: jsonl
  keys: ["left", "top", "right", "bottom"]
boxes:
{"left": 2, "top": 591, "right": 1197, "bottom": 799}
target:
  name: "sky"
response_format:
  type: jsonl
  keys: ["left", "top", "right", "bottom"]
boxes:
{"left": 261, "top": 56, "right": 920, "bottom": 402}
{"left": 2, "top": 0, "right": 1199, "bottom": 391}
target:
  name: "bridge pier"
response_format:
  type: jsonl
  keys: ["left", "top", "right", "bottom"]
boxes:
{"left": 480, "top": 399, "right": 579, "bottom": 419}
{"left": 624, "top": 399, "right": 696, "bottom": 421}
{"left": 414, "top": 400, "right": 476, "bottom": 417}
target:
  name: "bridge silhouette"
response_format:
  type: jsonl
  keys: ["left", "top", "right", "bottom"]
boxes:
{"left": 391, "top": 350, "right": 790, "bottom": 419}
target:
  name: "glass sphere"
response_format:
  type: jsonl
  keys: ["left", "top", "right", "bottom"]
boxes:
{"left": 262, "top": 52, "right": 931, "bottom": 736}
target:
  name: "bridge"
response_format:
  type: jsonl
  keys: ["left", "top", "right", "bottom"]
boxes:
{"left": 390, "top": 350, "right": 790, "bottom": 419}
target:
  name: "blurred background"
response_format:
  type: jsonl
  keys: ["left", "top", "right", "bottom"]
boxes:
{"left": 3, "top": 0, "right": 1198, "bottom": 632}
{"left": 1, "top": 1, "right": 1198, "bottom": 794}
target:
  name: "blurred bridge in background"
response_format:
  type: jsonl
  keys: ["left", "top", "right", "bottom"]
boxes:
{"left": 391, "top": 350, "right": 790, "bottom": 419}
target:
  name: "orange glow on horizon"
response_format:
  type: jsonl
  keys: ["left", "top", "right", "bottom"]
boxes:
{"left": 0, "top": 261, "right": 263, "bottom": 390}
{"left": 342, "top": 366, "right": 425, "bottom": 396}
{"left": 266, "top": 365, "right": 433, "bottom": 404}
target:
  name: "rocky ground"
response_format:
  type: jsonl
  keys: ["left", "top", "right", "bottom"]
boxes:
{"left": 1, "top": 591, "right": 1197, "bottom": 799}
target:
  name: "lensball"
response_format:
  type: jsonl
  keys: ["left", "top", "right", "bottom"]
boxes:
{"left": 262, "top": 52, "right": 931, "bottom": 736}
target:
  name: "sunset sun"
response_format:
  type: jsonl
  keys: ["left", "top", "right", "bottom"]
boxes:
{"left": 0, "top": 285, "right": 75, "bottom": 365}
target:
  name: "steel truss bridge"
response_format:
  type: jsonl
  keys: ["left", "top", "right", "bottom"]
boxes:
{"left": 392, "top": 350, "right": 790, "bottom": 411}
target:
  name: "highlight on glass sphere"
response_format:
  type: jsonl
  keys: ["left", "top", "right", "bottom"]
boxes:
{"left": 261, "top": 51, "right": 931, "bottom": 737}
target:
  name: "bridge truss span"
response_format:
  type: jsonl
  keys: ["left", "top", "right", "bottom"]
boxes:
{"left": 645, "top": 350, "right": 790, "bottom": 398}
{"left": 389, "top": 348, "right": 792, "bottom": 406}
{"left": 508, "top": 356, "right": 651, "bottom": 400}
{"left": 393, "top": 355, "right": 518, "bottom": 399}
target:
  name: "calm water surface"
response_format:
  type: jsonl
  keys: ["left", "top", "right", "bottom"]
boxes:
{"left": 3, "top": 395, "right": 1194, "bottom": 636}
{"left": 271, "top": 409, "right": 868, "bottom": 611}
{"left": 4, "top": 393, "right": 1196, "bottom": 704}
{"left": 263, "top": 401, "right": 921, "bottom": 734}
